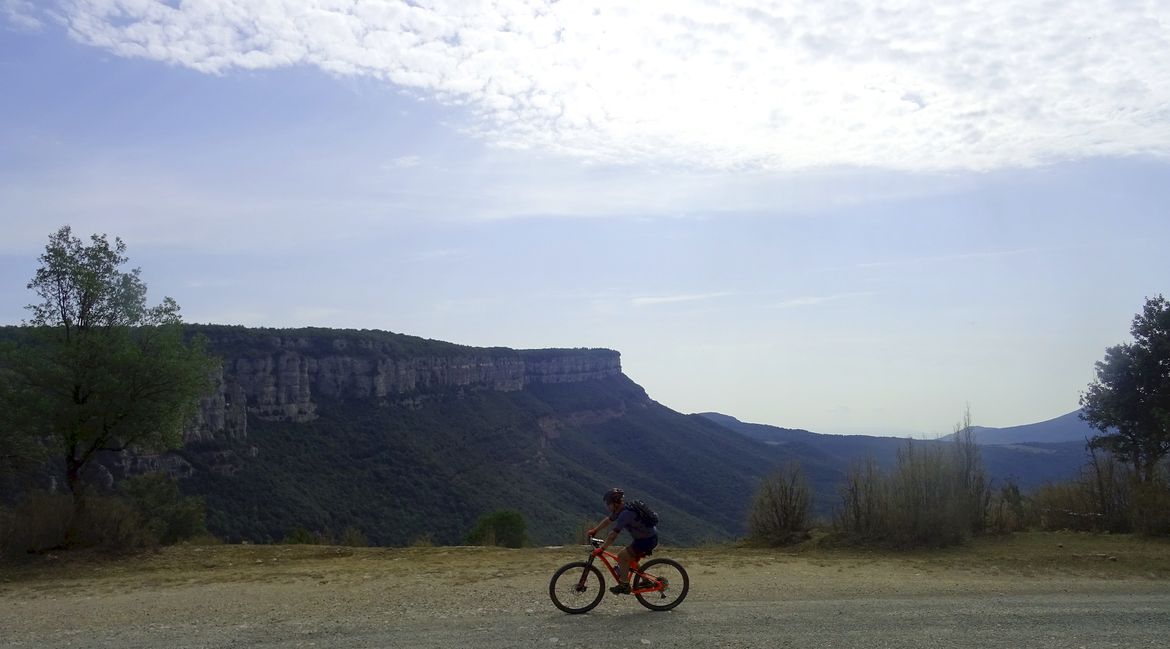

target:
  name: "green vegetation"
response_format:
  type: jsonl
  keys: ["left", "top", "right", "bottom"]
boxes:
{"left": 1048, "top": 294, "right": 1170, "bottom": 536}
{"left": 0, "top": 227, "right": 215, "bottom": 555}
{"left": 464, "top": 509, "right": 529, "bottom": 548}
{"left": 1081, "top": 294, "right": 1170, "bottom": 483}
{"left": 118, "top": 473, "right": 208, "bottom": 545}
{"left": 174, "top": 371, "right": 775, "bottom": 547}
{"left": 0, "top": 227, "right": 216, "bottom": 546}
{"left": 1, "top": 474, "right": 208, "bottom": 555}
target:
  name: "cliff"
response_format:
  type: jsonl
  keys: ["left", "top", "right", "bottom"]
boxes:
{"left": 184, "top": 326, "right": 623, "bottom": 445}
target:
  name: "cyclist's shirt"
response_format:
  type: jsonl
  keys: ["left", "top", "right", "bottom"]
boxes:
{"left": 609, "top": 507, "right": 657, "bottom": 540}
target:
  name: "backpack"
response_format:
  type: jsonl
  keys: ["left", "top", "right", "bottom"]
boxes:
{"left": 625, "top": 500, "right": 659, "bottom": 526}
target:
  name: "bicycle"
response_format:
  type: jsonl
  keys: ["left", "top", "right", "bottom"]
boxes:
{"left": 548, "top": 537, "right": 690, "bottom": 614}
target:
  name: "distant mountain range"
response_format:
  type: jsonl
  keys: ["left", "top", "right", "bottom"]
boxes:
{"left": 697, "top": 412, "right": 1091, "bottom": 515}
{"left": 941, "top": 410, "right": 1100, "bottom": 445}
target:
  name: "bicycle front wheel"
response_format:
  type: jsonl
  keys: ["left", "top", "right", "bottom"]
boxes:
{"left": 549, "top": 561, "right": 606, "bottom": 614}
{"left": 634, "top": 558, "right": 689, "bottom": 611}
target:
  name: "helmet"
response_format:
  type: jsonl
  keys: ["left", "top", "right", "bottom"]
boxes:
{"left": 603, "top": 488, "right": 624, "bottom": 505}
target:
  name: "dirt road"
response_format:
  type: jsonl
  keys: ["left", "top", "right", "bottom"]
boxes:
{"left": 2, "top": 538, "right": 1168, "bottom": 648}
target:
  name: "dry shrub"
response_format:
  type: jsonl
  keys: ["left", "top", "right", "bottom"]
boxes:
{"left": 747, "top": 463, "right": 812, "bottom": 546}
{"left": 985, "top": 480, "right": 1027, "bottom": 534}
{"left": 340, "top": 526, "right": 368, "bottom": 547}
{"left": 0, "top": 491, "right": 73, "bottom": 556}
{"left": 1129, "top": 478, "right": 1170, "bottom": 536}
{"left": 1030, "top": 482, "right": 1099, "bottom": 531}
{"left": 836, "top": 457, "right": 886, "bottom": 541}
{"left": 1032, "top": 449, "right": 1132, "bottom": 533}
{"left": 282, "top": 526, "right": 334, "bottom": 545}
{"left": 74, "top": 495, "right": 154, "bottom": 552}
{"left": 832, "top": 412, "right": 991, "bottom": 548}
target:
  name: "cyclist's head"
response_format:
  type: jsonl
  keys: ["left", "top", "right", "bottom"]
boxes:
{"left": 603, "top": 488, "right": 624, "bottom": 506}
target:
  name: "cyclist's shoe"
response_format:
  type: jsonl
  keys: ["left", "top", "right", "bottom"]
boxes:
{"left": 609, "top": 582, "right": 631, "bottom": 595}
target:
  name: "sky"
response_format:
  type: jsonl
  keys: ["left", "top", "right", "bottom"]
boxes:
{"left": 2, "top": 1, "right": 1168, "bottom": 437}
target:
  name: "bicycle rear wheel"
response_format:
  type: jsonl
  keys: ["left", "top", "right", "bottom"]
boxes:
{"left": 633, "top": 558, "right": 689, "bottom": 611}
{"left": 549, "top": 561, "right": 606, "bottom": 614}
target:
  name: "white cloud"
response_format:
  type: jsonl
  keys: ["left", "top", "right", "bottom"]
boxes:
{"left": 632, "top": 292, "right": 733, "bottom": 307}
{"left": 2, "top": 0, "right": 43, "bottom": 30}
{"left": 770, "top": 292, "right": 875, "bottom": 309}
{"left": 854, "top": 248, "right": 1043, "bottom": 269}
{"left": 387, "top": 155, "right": 422, "bottom": 168}
{"left": 54, "top": 1, "right": 1170, "bottom": 171}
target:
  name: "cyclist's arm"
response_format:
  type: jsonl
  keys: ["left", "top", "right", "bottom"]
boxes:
{"left": 587, "top": 516, "right": 612, "bottom": 538}
{"left": 598, "top": 529, "right": 620, "bottom": 552}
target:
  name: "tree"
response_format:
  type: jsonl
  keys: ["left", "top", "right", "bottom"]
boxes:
{"left": 0, "top": 226, "right": 216, "bottom": 522}
{"left": 464, "top": 509, "right": 528, "bottom": 548}
{"left": 1080, "top": 295, "right": 1170, "bottom": 484}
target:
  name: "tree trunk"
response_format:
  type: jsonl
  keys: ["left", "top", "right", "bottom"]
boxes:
{"left": 65, "top": 453, "right": 85, "bottom": 547}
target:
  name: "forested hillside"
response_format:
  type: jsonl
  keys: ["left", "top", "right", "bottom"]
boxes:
{"left": 182, "top": 374, "right": 780, "bottom": 545}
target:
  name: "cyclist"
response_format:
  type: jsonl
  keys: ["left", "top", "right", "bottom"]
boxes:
{"left": 586, "top": 487, "right": 659, "bottom": 595}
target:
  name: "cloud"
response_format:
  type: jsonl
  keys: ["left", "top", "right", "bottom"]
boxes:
{"left": 632, "top": 292, "right": 733, "bottom": 307}
{"left": 2, "top": 0, "right": 43, "bottom": 30}
{"left": 52, "top": 1, "right": 1170, "bottom": 171}
{"left": 770, "top": 292, "right": 875, "bottom": 309}
{"left": 854, "top": 248, "right": 1042, "bottom": 269}
{"left": 386, "top": 155, "right": 422, "bottom": 169}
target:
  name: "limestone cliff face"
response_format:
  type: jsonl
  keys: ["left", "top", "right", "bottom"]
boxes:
{"left": 184, "top": 327, "right": 622, "bottom": 445}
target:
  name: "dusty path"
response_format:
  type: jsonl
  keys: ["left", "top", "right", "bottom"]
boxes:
{"left": 2, "top": 537, "right": 1168, "bottom": 648}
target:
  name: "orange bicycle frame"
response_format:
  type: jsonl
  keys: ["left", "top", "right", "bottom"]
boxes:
{"left": 585, "top": 541, "right": 662, "bottom": 595}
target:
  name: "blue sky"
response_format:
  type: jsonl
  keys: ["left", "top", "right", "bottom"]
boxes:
{"left": 2, "top": 1, "right": 1168, "bottom": 436}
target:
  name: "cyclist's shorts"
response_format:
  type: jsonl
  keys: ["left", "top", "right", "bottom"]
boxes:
{"left": 631, "top": 535, "right": 658, "bottom": 559}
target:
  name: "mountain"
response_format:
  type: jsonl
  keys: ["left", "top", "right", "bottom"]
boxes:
{"left": 35, "top": 325, "right": 1089, "bottom": 547}
{"left": 941, "top": 410, "right": 1100, "bottom": 445}
{"left": 697, "top": 412, "right": 1089, "bottom": 513}
{"left": 109, "top": 326, "right": 787, "bottom": 546}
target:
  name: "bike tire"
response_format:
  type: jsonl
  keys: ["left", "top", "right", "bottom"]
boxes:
{"left": 549, "top": 561, "right": 606, "bottom": 614}
{"left": 633, "top": 558, "right": 689, "bottom": 611}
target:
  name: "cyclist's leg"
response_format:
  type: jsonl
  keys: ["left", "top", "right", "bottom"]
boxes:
{"left": 616, "top": 546, "right": 635, "bottom": 585}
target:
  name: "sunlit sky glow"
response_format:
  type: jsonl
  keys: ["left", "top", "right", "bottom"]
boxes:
{"left": 3, "top": 1, "right": 1169, "bottom": 436}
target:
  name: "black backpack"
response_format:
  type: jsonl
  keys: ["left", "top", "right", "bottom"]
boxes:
{"left": 625, "top": 500, "right": 659, "bottom": 526}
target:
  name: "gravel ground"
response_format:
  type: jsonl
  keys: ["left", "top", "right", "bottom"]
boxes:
{"left": 2, "top": 543, "right": 1168, "bottom": 648}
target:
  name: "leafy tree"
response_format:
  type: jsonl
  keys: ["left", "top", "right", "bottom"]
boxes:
{"left": 0, "top": 226, "right": 216, "bottom": 523}
{"left": 1081, "top": 295, "right": 1170, "bottom": 483}
{"left": 465, "top": 509, "right": 528, "bottom": 548}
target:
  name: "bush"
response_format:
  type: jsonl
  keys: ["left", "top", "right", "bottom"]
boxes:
{"left": 74, "top": 495, "right": 154, "bottom": 552}
{"left": 832, "top": 412, "right": 991, "bottom": 548}
{"left": 281, "top": 526, "right": 336, "bottom": 545}
{"left": 747, "top": 463, "right": 812, "bottom": 546}
{"left": 340, "top": 526, "right": 368, "bottom": 547}
{"left": 985, "top": 480, "right": 1027, "bottom": 534}
{"left": 465, "top": 509, "right": 528, "bottom": 548}
{"left": 0, "top": 491, "right": 73, "bottom": 556}
{"left": 119, "top": 473, "right": 208, "bottom": 545}
{"left": 1032, "top": 449, "right": 1132, "bottom": 533}
{"left": 836, "top": 457, "right": 887, "bottom": 541}
{"left": 0, "top": 476, "right": 209, "bottom": 556}
{"left": 1130, "top": 479, "right": 1170, "bottom": 535}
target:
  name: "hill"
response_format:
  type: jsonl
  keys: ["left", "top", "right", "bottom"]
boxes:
{"left": 941, "top": 410, "right": 1100, "bottom": 445}
{"left": 141, "top": 326, "right": 789, "bottom": 546}
{"left": 697, "top": 412, "right": 1089, "bottom": 513}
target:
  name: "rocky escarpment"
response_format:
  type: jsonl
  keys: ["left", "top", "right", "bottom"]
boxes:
{"left": 184, "top": 326, "right": 623, "bottom": 446}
